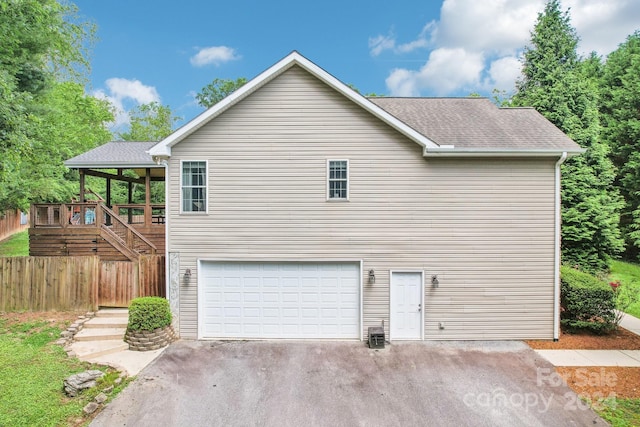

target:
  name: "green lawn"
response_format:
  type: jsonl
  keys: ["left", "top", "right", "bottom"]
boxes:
{"left": 0, "top": 230, "right": 29, "bottom": 256}
{"left": 609, "top": 259, "right": 640, "bottom": 319}
{"left": 0, "top": 315, "right": 129, "bottom": 426}
{"left": 596, "top": 398, "right": 640, "bottom": 427}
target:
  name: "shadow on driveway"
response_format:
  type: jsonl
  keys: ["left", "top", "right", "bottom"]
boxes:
{"left": 91, "top": 340, "right": 607, "bottom": 427}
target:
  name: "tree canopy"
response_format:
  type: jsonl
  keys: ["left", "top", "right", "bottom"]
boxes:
{"left": 117, "top": 102, "right": 181, "bottom": 142}
{"left": 511, "top": 0, "right": 624, "bottom": 272}
{"left": 196, "top": 77, "right": 247, "bottom": 108}
{"left": 0, "top": 0, "right": 109, "bottom": 211}
{"left": 600, "top": 32, "right": 640, "bottom": 259}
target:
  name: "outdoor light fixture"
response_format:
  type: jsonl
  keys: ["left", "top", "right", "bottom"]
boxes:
{"left": 184, "top": 269, "right": 192, "bottom": 284}
{"left": 431, "top": 274, "right": 439, "bottom": 288}
{"left": 368, "top": 269, "right": 376, "bottom": 284}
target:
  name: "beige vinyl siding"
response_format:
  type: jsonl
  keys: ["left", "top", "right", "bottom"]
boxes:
{"left": 168, "top": 65, "right": 556, "bottom": 340}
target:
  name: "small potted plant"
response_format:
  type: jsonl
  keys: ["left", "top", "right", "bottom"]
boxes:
{"left": 125, "top": 297, "right": 177, "bottom": 351}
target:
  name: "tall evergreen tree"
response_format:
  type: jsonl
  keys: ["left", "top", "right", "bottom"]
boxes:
{"left": 600, "top": 32, "right": 640, "bottom": 259}
{"left": 512, "top": 0, "right": 623, "bottom": 273}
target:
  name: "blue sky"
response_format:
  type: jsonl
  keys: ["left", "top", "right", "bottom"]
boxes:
{"left": 74, "top": 0, "right": 640, "bottom": 130}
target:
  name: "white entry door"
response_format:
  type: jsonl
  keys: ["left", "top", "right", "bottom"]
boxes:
{"left": 390, "top": 271, "right": 423, "bottom": 340}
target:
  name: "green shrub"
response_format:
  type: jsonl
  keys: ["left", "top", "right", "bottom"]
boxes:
{"left": 127, "top": 297, "right": 172, "bottom": 332}
{"left": 560, "top": 266, "right": 617, "bottom": 334}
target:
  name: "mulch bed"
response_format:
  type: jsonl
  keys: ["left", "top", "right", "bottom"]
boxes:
{"left": 526, "top": 326, "right": 640, "bottom": 350}
{"left": 527, "top": 326, "right": 640, "bottom": 401}
{"left": 556, "top": 367, "right": 640, "bottom": 399}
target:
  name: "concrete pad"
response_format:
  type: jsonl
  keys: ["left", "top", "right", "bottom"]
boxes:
{"left": 575, "top": 350, "right": 640, "bottom": 367}
{"left": 619, "top": 312, "right": 640, "bottom": 335}
{"left": 620, "top": 350, "right": 640, "bottom": 363}
{"left": 71, "top": 340, "right": 129, "bottom": 359}
{"left": 75, "top": 327, "right": 126, "bottom": 341}
{"left": 87, "top": 347, "right": 166, "bottom": 377}
{"left": 95, "top": 308, "right": 129, "bottom": 318}
{"left": 534, "top": 350, "right": 595, "bottom": 366}
{"left": 83, "top": 317, "right": 128, "bottom": 329}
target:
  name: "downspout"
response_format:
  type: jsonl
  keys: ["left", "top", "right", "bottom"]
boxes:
{"left": 553, "top": 152, "right": 568, "bottom": 341}
{"left": 158, "top": 159, "right": 170, "bottom": 301}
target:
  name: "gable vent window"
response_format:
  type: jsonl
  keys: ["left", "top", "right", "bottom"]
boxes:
{"left": 327, "top": 160, "right": 349, "bottom": 200}
{"left": 181, "top": 161, "right": 207, "bottom": 212}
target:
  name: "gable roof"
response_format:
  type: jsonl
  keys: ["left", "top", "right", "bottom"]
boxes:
{"left": 146, "top": 51, "right": 582, "bottom": 158}
{"left": 369, "top": 97, "right": 582, "bottom": 155}
{"left": 148, "top": 51, "right": 441, "bottom": 158}
{"left": 65, "top": 141, "right": 161, "bottom": 169}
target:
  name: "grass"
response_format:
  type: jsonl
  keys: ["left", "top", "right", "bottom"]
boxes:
{"left": 0, "top": 230, "right": 29, "bottom": 256}
{"left": 609, "top": 260, "right": 640, "bottom": 319}
{"left": 596, "top": 398, "right": 640, "bottom": 427}
{"left": 0, "top": 314, "right": 130, "bottom": 427}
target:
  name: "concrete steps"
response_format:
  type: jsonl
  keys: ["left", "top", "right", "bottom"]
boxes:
{"left": 70, "top": 308, "right": 129, "bottom": 360}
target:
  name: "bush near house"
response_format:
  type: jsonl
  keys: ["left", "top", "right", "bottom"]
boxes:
{"left": 560, "top": 266, "right": 617, "bottom": 334}
{"left": 127, "top": 297, "right": 171, "bottom": 332}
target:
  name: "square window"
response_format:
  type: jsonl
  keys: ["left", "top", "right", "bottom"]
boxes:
{"left": 182, "top": 161, "right": 207, "bottom": 212}
{"left": 327, "top": 160, "right": 348, "bottom": 200}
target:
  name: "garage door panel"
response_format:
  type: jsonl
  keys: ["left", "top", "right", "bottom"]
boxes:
{"left": 199, "top": 262, "right": 360, "bottom": 339}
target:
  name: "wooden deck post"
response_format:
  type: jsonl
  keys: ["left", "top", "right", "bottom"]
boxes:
{"left": 79, "top": 170, "right": 85, "bottom": 202}
{"left": 145, "top": 168, "right": 151, "bottom": 227}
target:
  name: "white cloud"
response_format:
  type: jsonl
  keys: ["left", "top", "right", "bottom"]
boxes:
{"left": 376, "top": 0, "right": 640, "bottom": 97}
{"left": 369, "top": 23, "right": 433, "bottom": 56}
{"left": 190, "top": 46, "right": 241, "bottom": 67}
{"left": 387, "top": 48, "right": 485, "bottom": 96}
{"left": 486, "top": 56, "right": 522, "bottom": 93}
{"left": 368, "top": 33, "right": 396, "bottom": 56}
{"left": 435, "top": 0, "right": 543, "bottom": 54}
{"left": 93, "top": 78, "right": 160, "bottom": 128}
{"left": 565, "top": 0, "right": 640, "bottom": 55}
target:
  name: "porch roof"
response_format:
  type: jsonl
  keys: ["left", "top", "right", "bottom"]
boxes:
{"left": 65, "top": 141, "right": 159, "bottom": 169}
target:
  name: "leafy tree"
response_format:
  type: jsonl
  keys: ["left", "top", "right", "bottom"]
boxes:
{"left": 196, "top": 78, "right": 247, "bottom": 108}
{"left": 0, "top": 0, "right": 98, "bottom": 211}
{"left": 117, "top": 102, "right": 181, "bottom": 142}
{"left": 0, "top": 82, "right": 113, "bottom": 210}
{"left": 511, "top": 0, "right": 623, "bottom": 273}
{"left": 600, "top": 32, "right": 640, "bottom": 259}
{"left": 112, "top": 102, "right": 181, "bottom": 204}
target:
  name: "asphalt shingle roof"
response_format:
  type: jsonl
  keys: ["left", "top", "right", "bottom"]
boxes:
{"left": 369, "top": 97, "right": 582, "bottom": 151}
{"left": 64, "top": 141, "right": 159, "bottom": 168}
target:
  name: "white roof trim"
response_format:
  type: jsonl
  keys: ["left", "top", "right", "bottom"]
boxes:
{"left": 148, "top": 51, "right": 441, "bottom": 157}
{"left": 423, "top": 147, "right": 585, "bottom": 158}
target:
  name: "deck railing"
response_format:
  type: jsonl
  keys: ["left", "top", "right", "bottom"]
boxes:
{"left": 31, "top": 203, "right": 165, "bottom": 227}
{"left": 99, "top": 204, "right": 157, "bottom": 255}
{"left": 30, "top": 202, "right": 160, "bottom": 259}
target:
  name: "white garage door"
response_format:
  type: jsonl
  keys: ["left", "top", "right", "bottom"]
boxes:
{"left": 199, "top": 261, "right": 360, "bottom": 339}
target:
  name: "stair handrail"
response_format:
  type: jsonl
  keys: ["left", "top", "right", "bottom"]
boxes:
{"left": 98, "top": 203, "right": 157, "bottom": 254}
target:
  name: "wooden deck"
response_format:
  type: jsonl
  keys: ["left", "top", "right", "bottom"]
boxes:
{"left": 29, "top": 203, "right": 165, "bottom": 261}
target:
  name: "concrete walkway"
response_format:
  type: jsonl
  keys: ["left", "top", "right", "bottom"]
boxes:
{"left": 534, "top": 313, "right": 640, "bottom": 366}
{"left": 70, "top": 308, "right": 166, "bottom": 376}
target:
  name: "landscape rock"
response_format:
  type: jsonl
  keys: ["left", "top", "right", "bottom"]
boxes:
{"left": 83, "top": 402, "right": 99, "bottom": 415}
{"left": 63, "top": 370, "right": 105, "bottom": 397}
{"left": 95, "top": 392, "right": 108, "bottom": 404}
{"left": 102, "top": 385, "right": 114, "bottom": 393}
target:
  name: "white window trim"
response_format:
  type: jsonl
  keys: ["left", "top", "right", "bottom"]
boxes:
{"left": 180, "top": 159, "right": 208, "bottom": 214}
{"left": 326, "top": 159, "right": 349, "bottom": 201}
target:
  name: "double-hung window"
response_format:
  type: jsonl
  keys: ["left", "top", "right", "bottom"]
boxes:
{"left": 181, "top": 161, "right": 207, "bottom": 212}
{"left": 327, "top": 159, "right": 349, "bottom": 200}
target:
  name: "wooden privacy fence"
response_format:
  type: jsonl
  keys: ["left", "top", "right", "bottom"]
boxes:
{"left": 0, "top": 209, "right": 28, "bottom": 242}
{"left": 0, "top": 255, "right": 165, "bottom": 312}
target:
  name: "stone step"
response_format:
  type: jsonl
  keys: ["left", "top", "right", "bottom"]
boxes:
{"left": 74, "top": 327, "right": 126, "bottom": 341}
{"left": 70, "top": 340, "right": 129, "bottom": 360}
{"left": 95, "top": 308, "right": 129, "bottom": 318}
{"left": 83, "top": 317, "right": 128, "bottom": 329}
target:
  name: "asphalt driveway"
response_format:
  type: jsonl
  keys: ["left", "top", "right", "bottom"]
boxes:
{"left": 91, "top": 340, "right": 607, "bottom": 427}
